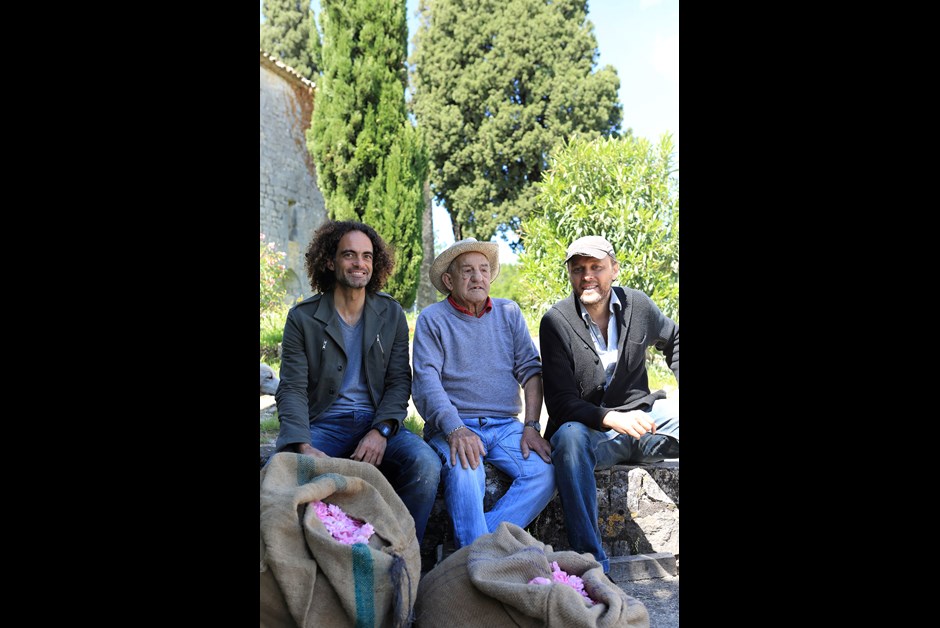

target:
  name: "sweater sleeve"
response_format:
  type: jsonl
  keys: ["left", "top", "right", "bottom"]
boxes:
{"left": 508, "top": 301, "right": 542, "bottom": 386}
{"left": 411, "top": 310, "right": 464, "bottom": 438}
{"left": 539, "top": 309, "right": 609, "bottom": 431}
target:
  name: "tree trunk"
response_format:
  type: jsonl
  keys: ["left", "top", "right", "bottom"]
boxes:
{"left": 417, "top": 178, "right": 437, "bottom": 308}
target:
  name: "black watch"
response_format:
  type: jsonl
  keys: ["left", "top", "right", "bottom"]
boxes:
{"left": 524, "top": 421, "right": 541, "bottom": 432}
{"left": 375, "top": 422, "right": 394, "bottom": 439}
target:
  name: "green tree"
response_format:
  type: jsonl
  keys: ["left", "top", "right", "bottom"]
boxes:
{"left": 308, "top": 0, "right": 426, "bottom": 308}
{"left": 518, "top": 134, "right": 678, "bottom": 326}
{"left": 260, "top": 0, "right": 322, "bottom": 80}
{"left": 411, "top": 0, "right": 622, "bottom": 249}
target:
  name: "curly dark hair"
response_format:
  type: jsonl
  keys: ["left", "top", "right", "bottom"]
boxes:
{"left": 305, "top": 221, "right": 395, "bottom": 294}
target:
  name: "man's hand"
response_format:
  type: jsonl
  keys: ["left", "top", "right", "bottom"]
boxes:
{"left": 297, "top": 443, "right": 328, "bottom": 458}
{"left": 448, "top": 428, "right": 486, "bottom": 470}
{"left": 520, "top": 427, "right": 552, "bottom": 463}
{"left": 351, "top": 429, "right": 388, "bottom": 467}
{"left": 602, "top": 410, "right": 656, "bottom": 440}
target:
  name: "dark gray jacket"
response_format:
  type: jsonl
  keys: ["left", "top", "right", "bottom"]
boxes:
{"left": 539, "top": 286, "right": 678, "bottom": 442}
{"left": 274, "top": 291, "right": 411, "bottom": 453}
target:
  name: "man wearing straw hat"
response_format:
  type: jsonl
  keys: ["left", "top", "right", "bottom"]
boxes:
{"left": 412, "top": 238, "right": 556, "bottom": 549}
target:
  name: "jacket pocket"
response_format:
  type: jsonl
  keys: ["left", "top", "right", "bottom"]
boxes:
{"left": 626, "top": 333, "right": 648, "bottom": 370}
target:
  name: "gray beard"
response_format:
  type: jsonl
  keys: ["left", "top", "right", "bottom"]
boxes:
{"left": 337, "top": 273, "right": 370, "bottom": 289}
{"left": 578, "top": 290, "right": 604, "bottom": 306}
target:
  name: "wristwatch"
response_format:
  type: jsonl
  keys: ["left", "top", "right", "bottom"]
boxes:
{"left": 524, "top": 421, "right": 541, "bottom": 433}
{"left": 375, "top": 422, "right": 394, "bottom": 439}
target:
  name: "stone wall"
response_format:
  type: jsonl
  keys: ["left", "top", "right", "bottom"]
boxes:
{"left": 260, "top": 51, "right": 328, "bottom": 304}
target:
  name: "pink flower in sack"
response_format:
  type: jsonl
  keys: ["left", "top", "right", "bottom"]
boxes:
{"left": 528, "top": 561, "right": 595, "bottom": 605}
{"left": 312, "top": 501, "right": 375, "bottom": 545}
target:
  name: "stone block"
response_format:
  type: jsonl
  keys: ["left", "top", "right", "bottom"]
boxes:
{"left": 608, "top": 553, "right": 677, "bottom": 583}
{"left": 528, "top": 461, "right": 679, "bottom": 559}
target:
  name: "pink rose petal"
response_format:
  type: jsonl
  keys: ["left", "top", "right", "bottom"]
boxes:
{"left": 529, "top": 561, "right": 595, "bottom": 605}
{"left": 312, "top": 501, "right": 374, "bottom": 545}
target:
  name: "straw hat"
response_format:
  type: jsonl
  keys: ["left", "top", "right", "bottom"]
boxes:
{"left": 429, "top": 238, "right": 500, "bottom": 295}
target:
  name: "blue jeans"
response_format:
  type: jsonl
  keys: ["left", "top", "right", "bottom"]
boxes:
{"left": 427, "top": 416, "right": 556, "bottom": 549}
{"left": 311, "top": 410, "right": 442, "bottom": 544}
{"left": 550, "top": 398, "right": 679, "bottom": 572}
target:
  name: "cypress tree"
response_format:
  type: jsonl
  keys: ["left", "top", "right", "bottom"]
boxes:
{"left": 411, "top": 0, "right": 622, "bottom": 248}
{"left": 260, "top": 0, "right": 322, "bottom": 80}
{"left": 308, "top": 0, "right": 425, "bottom": 308}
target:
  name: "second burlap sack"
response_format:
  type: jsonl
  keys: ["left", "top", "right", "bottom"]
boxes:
{"left": 414, "top": 522, "right": 649, "bottom": 628}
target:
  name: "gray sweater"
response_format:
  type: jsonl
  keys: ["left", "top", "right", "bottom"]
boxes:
{"left": 412, "top": 298, "right": 542, "bottom": 439}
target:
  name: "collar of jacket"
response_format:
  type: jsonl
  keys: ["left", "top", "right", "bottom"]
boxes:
{"left": 313, "top": 290, "right": 391, "bottom": 355}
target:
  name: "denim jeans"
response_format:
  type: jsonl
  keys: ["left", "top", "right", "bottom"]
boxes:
{"left": 311, "top": 410, "right": 442, "bottom": 544}
{"left": 550, "top": 397, "right": 679, "bottom": 572}
{"left": 427, "top": 416, "right": 556, "bottom": 549}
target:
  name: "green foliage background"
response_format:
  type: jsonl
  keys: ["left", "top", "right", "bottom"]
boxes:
{"left": 488, "top": 263, "right": 526, "bottom": 304}
{"left": 519, "top": 134, "right": 679, "bottom": 326}
{"left": 261, "top": 233, "right": 291, "bottom": 362}
{"left": 309, "top": 0, "right": 426, "bottom": 308}
{"left": 260, "top": 233, "right": 289, "bottom": 318}
{"left": 410, "top": 0, "right": 622, "bottom": 249}
{"left": 260, "top": 0, "right": 322, "bottom": 79}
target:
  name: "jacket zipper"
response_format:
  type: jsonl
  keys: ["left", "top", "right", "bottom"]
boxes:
{"left": 376, "top": 334, "right": 384, "bottom": 355}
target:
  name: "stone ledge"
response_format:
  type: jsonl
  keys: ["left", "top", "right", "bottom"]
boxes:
{"left": 608, "top": 552, "right": 677, "bottom": 583}
{"left": 526, "top": 461, "right": 679, "bottom": 561}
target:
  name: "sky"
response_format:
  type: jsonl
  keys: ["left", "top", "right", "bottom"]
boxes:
{"left": 261, "top": 0, "right": 678, "bottom": 263}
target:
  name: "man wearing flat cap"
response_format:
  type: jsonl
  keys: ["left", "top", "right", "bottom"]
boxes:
{"left": 539, "top": 235, "right": 679, "bottom": 573}
{"left": 412, "top": 238, "right": 555, "bottom": 549}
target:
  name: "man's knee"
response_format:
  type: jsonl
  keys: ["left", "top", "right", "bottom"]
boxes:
{"left": 412, "top": 441, "right": 442, "bottom": 470}
{"left": 550, "top": 422, "right": 591, "bottom": 458}
{"left": 636, "top": 432, "right": 679, "bottom": 461}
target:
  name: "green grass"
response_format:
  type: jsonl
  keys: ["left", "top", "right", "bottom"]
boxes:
{"left": 261, "top": 309, "right": 288, "bottom": 362}
{"left": 647, "top": 353, "right": 678, "bottom": 393}
{"left": 403, "top": 414, "right": 425, "bottom": 436}
{"left": 261, "top": 414, "right": 279, "bottom": 444}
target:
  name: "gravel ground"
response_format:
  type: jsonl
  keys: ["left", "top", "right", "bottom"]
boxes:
{"left": 618, "top": 574, "right": 679, "bottom": 628}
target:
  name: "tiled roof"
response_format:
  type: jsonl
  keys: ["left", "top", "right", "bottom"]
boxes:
{"left": 260, "top": 49, "right": 316, "bottom": 90}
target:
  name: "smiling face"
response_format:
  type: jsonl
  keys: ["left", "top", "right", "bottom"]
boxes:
{"left": 567, "top": 254, "right": 619, "bottom": 307}
{"left": 327, "top": 230, "right": 373, "bottom": 290}
{"left": 442, "top": 251, "right": 491, "bottom": 309}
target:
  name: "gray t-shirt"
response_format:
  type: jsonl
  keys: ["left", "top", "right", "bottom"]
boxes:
{"left": 323, "top": 316, "right": 373, "bottom": 417}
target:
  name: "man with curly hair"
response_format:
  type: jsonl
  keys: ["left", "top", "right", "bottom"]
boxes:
{"left": 274, "top": 220, "right": 441, "bottom": 543}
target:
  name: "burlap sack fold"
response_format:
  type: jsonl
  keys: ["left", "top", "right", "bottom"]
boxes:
{"left": 260, "top": 452, "right": 421, "bottom": 628}
{"left": 414, "top": 522, "right": 649, "bottom": 628}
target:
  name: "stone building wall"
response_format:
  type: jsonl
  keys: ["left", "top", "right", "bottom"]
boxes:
{"left": 260, "top": 51, "right": 327, "bottom": 304}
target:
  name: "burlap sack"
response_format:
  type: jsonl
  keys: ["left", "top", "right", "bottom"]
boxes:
{"left": 260, "top": 452, "right": 421, "bottom": 628}
{"left": 414, "top": 522, "right": 649, "bottom": 628}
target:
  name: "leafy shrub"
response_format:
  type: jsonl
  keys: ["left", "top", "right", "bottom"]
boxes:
{"left": 260, "top": 232, "right": 289, "bottom": 318}
{"left": 519, "top": 134, "right": 679, "bottom": 327}
{"left": 261, "top": 232, "right": 291, "bottom": 359}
